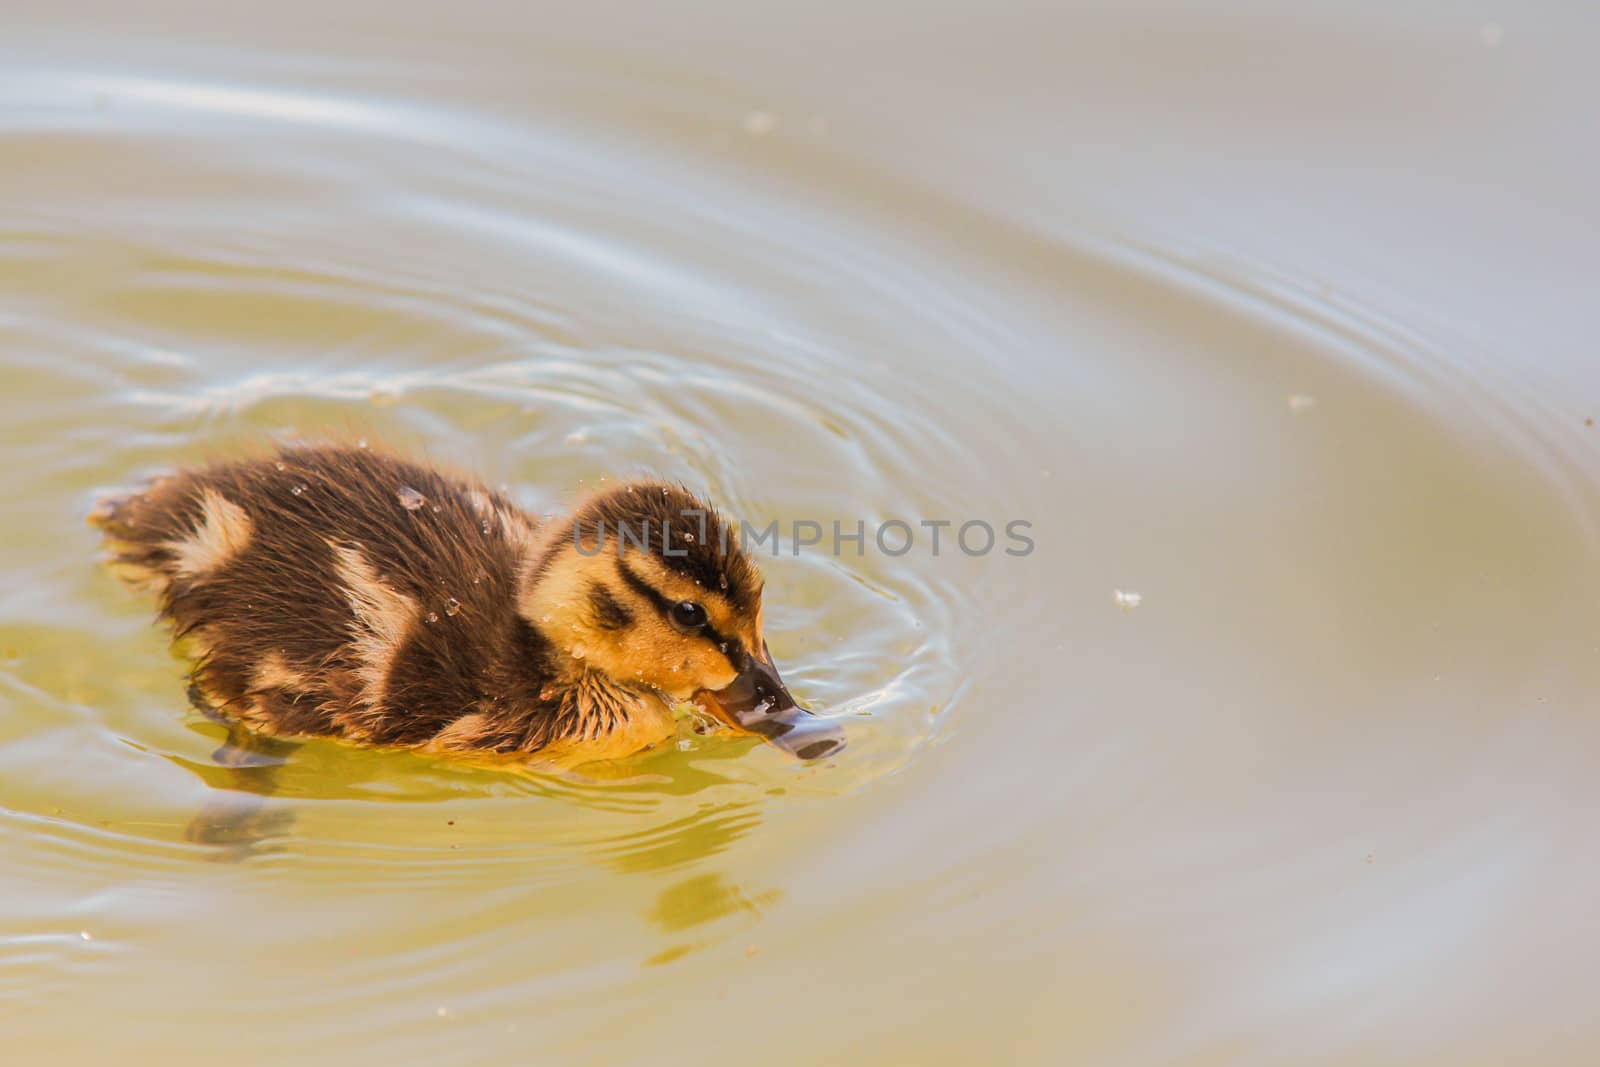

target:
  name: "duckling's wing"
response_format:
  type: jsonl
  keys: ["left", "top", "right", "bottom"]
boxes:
{"left": 95, "top": 445, "right": 556, "bottom": 748}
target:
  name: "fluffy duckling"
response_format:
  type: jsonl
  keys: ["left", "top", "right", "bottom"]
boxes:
{"left": 93, "top": 444, "right": 844, "bottom": 764}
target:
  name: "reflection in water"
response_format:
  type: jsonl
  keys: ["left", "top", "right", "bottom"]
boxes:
{"left": 594, "top": 804, "right": 764, "bottom": 874}
{"left": 644, "top": 871, "right": 781, "bottom": 967}
{"left": 648, "top": 872, "right": 781, "bottom": 933}
{"left": 1, "top": 8, "right": 1598, "bottom": 1064}
{"left": 179, "top": 714, "right": 300, "bottom": 860}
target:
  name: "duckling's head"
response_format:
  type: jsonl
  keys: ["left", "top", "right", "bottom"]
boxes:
{"left": 521, "top": 483, "right": 844, "bottom": 760}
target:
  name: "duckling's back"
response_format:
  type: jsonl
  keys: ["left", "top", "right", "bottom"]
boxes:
{"left": 95, "top": 445, "right": 561, "bottom": 750}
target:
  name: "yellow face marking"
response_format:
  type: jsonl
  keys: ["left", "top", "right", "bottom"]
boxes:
{"left": 519, "top": 541, "right": 767, "bottom": 703}
{"left": 167, "top": 489, "right": 253, "bottom": 579}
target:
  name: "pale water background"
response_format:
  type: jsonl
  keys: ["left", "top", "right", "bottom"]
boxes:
{"left": 2, "top": 2, "right": 1599, "bottom": 1064}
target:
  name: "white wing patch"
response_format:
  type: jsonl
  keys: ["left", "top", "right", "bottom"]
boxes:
{"left": 167, "top": 489, "right": 253, "bottom": 579}
{"left": 251, "top": 651, "right": 305, "bottom": 692}
{"left": 330, "top": 542, "right": 418, "bottom": 708}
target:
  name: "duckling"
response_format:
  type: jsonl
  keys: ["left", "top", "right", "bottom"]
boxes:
{"left": 92, "top": 443, "right": 844, "bottom": 765}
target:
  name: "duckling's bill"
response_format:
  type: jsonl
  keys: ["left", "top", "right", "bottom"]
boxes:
{"left": 694, "top": 645, "right": 846, "bottom": 762}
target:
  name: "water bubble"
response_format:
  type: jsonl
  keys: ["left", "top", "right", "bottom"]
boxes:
{"left": 274, "top": 462, "right": 286, "bottom": 472}
{"left": 1114, "top": 589, "right": 1143, "bottom": 610}
{"left": 397, "top": 486, "right": 426, "bottom": 511}
{"left": 357, "top": 437, "right": 368, "bottom": 449}
{"left": 571, "top": 646, "right": 586, "bottom": 659}
{"left": 425, "top": 611, "right": 440, "bottom": 624}
{"left": 290, "top": 485, "right": 305, "bottom": 496}
{"left": 683, "top": 532, "right": 696, "bottom": 544}
{"left": 445, "top": 597, "right": 462, "bottom": 617}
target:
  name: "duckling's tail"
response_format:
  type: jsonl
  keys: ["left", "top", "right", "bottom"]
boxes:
{"left": 89, "top": 476, "right": 184, "bottom": 594}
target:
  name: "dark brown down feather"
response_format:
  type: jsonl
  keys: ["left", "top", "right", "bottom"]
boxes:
{"left": 95, "top": 444, "right": 757, "bottom": 754}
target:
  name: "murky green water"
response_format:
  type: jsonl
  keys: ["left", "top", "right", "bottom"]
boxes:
{"left": 4, "top": 3, "right": 1599, "bottom": 1064}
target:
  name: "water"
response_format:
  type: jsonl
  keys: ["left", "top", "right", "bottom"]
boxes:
{"left": 4, "top": 3, "right": 1599, "bottom": 1064}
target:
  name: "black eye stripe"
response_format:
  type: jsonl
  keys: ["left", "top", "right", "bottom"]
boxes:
{"left": 617, "top": 561, "right": 741, "bottom": 670}
{"left": 617, "top": 559, "right": 673, "bottom": 614}
{"left": 587, "top": 582, "right": 633, "bottom": 631}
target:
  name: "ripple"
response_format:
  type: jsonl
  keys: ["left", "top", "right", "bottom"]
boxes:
{"left": 0, "top": 64, "right": 1008, "bottom": 888}
{"left": 6, "top": 39, "right": 1598, "bottom": 1066}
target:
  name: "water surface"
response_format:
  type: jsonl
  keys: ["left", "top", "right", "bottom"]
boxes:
{"left": 3, "top": 4, "right": 1598, "bottom": 1064}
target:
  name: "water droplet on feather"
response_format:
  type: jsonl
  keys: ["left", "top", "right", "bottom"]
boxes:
{"left": 397, "top": 486, "right": 426, "bottom": 511}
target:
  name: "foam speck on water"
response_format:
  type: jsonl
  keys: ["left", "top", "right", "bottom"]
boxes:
{"left": 742, "top": 110, "right": 777, "bottom": 135}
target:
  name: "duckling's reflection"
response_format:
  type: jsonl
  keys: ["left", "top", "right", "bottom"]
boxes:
{"left": 574, "top": 738, "right": 774, "bottom": 873}
{"left": 648, "top": 872, "right": 782, "bottom": 932}
{"left": 168, "top": 711, "right": 790, "bottom": 873}
{"left": 642, "top": 871, "right": 784, "bottom": 967}
{"left": 591, "top": 802, "right": 763, "bottom": 874}
{"left": 181, "top": 713, "right": 301, "bottom": 860}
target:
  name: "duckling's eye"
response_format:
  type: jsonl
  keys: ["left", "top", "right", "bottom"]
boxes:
{"left": 669, "top": 600, "right": 708, "bottom": 634}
